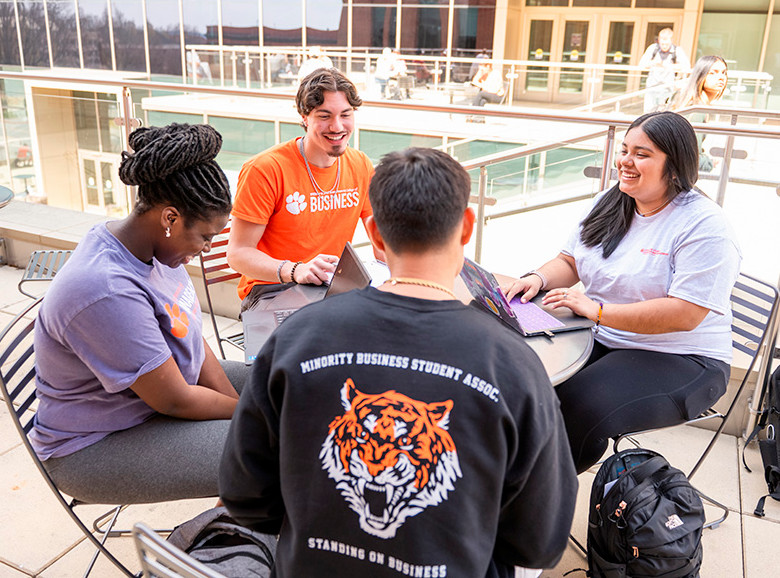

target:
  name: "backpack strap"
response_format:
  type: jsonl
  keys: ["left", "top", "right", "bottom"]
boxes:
{"left": 742, "top": 366, "right": 780, "bottom": 471}
{"left": 753, "top": 465, "right": 780, "bottom": 516}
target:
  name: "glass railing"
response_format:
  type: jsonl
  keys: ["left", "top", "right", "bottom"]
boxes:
{"left": 177, "top": 45, "right": 774, "bottom": 113}
{"left": 1, "top": 70, "right": 778, "bottom": 285}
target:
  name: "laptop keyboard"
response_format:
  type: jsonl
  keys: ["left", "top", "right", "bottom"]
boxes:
{"left": 274, "top": 309, "right": 297, "bottom": 326}
{"left": 509, "top": 298, "right": 565, "bottom": 334}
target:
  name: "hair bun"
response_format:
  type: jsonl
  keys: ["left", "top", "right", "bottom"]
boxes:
{"left": 119, "top": 123, "right": 223, "bottom": 186}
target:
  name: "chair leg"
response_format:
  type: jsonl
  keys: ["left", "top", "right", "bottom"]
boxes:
{"left": 83, "top": 505, "right": 125, "bottom": 578}
{"left": 695, "top": 487, "right": 730, "bottom": 530}
{"left": 569, "top": 533, "right": 587, "bottom": 558}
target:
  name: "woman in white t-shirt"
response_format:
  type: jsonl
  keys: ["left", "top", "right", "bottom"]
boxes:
{"left": 503, "top": 111, "right": 741, "bottom": 473}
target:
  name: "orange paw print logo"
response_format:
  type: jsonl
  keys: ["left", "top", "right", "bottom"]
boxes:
{"left": 165, "top": 303, "right": 190, "bottom": 338}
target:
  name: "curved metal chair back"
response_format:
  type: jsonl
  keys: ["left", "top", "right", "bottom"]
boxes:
{"left": 0, "top": 298, "right": 135, "bottom": 577}
{"left": 199, "top": 222, "right": 244, "bottom": 359}
{"left": 612, "top": 272, "right": 779, "bottom": 529}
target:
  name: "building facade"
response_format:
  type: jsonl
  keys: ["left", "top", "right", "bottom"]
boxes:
{"left": 0, "top": 0, "right": 777, "bottom": 216}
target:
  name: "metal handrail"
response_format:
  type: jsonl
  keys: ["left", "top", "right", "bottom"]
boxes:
{"left": 2, "top": 71, "right": 778, "bottom": 262}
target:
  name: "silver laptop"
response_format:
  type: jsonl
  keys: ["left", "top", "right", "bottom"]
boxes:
{"left": 242, "top": 243, "right": 371, "bottom": 363}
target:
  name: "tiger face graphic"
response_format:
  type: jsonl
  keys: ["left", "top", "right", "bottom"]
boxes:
{"left": 319, "top": 378, "right": 461, "bottom": 539}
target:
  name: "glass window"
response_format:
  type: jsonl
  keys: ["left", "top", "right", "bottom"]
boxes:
{"left": 525, "top": 0, "right": 568, "bottom": 6}
{"left": 350, "top": 4, "right": 397, "bottom": 49}
{"left": 222, "top": 0, "right": 260, "bottom": 46}
{"left": 703, "top": 0, "right": 768, "bottom": 9}
{"left": 766, "top": 14, "right": 780, "bottom": 110}
{"left": 183, "top": 0, "right": 219, "bottom": 82}
{"left": 17, "top": 1, "right": 49, "bottom": 68}
{"left": 46, "top": 0, "right": 79, "bottom": 67}
{"left": 73, "top": 91, "right": 121, "bottom": 153}
{"left": 636, "top": 1, "right": 685, "bottom": 7}
{"left": 111, "top": 0, "right": 146, "bottom": 73}
{"left": 78, "top": 0, "right": 113, "bottom": 70}
{"left": 183, "top": 0, "right": 218, "bottom": 45}
{"left": 74, "top": 91, "right": 100, "bottom": 151}
{"left": 147, "top": 0, "right": 182, "bottom": 78}
{"left": 572, "top": 1, "right": 630, "bottom": 7}
{"left": 306, "top": 0, "right": 343, "bottom": 47}
{"left": 401, "top": 6, "right": 447, "bottom": 53}
{"left": 263, "top": 0, "right": 302, "bottom": 46}
{"left": 0, "top": 2, "right": 21, "bottom": 67}
{"left": 453, "top": 2, "right": 495, "bottom": 55}
{"left": 698, "top": 12, "right": 765, "bottom": 70}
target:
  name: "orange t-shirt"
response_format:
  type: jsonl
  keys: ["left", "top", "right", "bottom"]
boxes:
{"left": 232, "top": 138, "right": 374, "bottom": 299}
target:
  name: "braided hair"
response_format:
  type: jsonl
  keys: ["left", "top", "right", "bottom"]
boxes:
{"left": 119, "top": 123, "right": 231, "bottom": 222}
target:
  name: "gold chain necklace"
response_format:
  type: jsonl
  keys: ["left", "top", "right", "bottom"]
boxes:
{"left": 636, "top": 197, "right": 672, "bottom": 217}
{"left": 298, "top": 136, "right": 341, "bottom": 193}
{"left": 383, "top": 277, "right": 457, "bottom": 299}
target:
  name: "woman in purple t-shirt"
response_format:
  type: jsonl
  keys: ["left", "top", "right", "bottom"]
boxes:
{"left": 32, "top": 123, "right": 248, "bottom": 504}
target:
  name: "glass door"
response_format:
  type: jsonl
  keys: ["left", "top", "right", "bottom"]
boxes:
{"left": 520, "top": 14, "right": 593, "bottom": 104}
{"left": 602, "top": 21, "right": 634, "bottom": 96}
{"left": 526, "top": 20, "right": 554, "bottom": 93}
{"left": 557, "top": 20, "right": 590, "bottom": 102}
{"left": 79, "top": 152, "right": 124, "bottom": 216}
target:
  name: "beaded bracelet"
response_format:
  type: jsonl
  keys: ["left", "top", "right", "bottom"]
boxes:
{"left": 522, "top": 269, "right": 548, "bottom": 290}
{"left": 289, "top": 261, "right": 303, "bottom": 284}
{"left": 595, "top": 302, "right": 604, "bottom": 334}
{"left": 276, "top": 260, "right": 289, "bottom": 283}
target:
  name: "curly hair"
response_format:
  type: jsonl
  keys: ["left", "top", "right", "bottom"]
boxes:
{"left": 119, "top": 123, "right": 231, "bottom": 222}
{"left": 296, "top": 68, "right": 362, "bottom": 128}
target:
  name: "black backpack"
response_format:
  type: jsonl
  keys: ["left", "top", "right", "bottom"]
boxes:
{"left": 651, "top": 43, "right": 678, "bottom": 64}
{"left": 744, "top": 365, "right": 780, "bottom": 517}
{"left": 166, "top": 507, "right": 276, "bottom": 577}
{"left": 587, "top": 448, "right": 704, "bottom": 578}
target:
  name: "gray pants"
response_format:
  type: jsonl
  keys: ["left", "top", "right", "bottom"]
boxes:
{"left": 43, "top": 361, "right": 249, "bottom": 505}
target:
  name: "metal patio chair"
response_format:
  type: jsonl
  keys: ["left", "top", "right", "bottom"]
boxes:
{"left": 613, "top": 272, "right": 780, "bottom": 528}
{"left": 134, "top": 522, "right": 226, "bottom": 578}
{"left": 0, "top": 298, "right": 135, "bottom": 577}
{"left": 199, "top": 222, "right": 244, "bottom": 359}
{"left": 18, "top": 249, "right": 73, "bottom": 298}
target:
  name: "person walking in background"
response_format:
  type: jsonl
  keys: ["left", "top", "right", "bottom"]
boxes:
{"left": 639, "top": 28, "right": 690, "bottom": 112}
{"left": 670, "top": 55, "right": 729, "bottom": 171}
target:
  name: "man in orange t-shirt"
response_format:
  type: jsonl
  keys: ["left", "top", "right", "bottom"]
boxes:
{"left": 228, "top": 68, "right": 376, "bottom": 311}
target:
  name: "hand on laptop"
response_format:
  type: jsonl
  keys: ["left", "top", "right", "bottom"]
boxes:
{"left": 542, "top": 288, "right": 599, "bottom": 321}
{"left": 293, "top": 254, "right": 339, "bottom": 285}
{"left": 502, "top": 275, "right": 543, "bottom": 303}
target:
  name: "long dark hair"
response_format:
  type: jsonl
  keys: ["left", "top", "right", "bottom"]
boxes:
{"left": 579, "top": 111, "right": 699, "bottom": 258}
{"left": 671, "top": 55, "right": 728, "bottom": 109}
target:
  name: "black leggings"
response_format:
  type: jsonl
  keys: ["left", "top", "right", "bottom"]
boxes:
{"left": 555, "top": 342, "right": 729, "bottom": 474}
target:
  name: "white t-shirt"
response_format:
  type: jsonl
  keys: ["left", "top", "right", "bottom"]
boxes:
{"left": 563, "top": 189, "right": 741, "bottom": 362}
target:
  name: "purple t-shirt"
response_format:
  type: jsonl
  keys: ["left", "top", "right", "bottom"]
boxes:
{"left": 31, "top": 223, "right": 205, "bottom": 460}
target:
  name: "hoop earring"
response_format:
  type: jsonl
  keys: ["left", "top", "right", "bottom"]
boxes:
{"left": 165, "top": 227, "right": 171, "bottom": 238}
